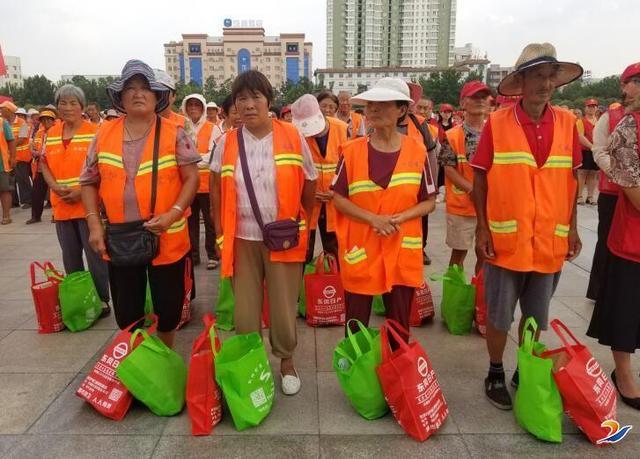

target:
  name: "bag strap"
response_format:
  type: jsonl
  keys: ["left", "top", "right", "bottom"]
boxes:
{"left": 149, "top": 115, "right": 162, "bottom": 217}
{"left": 183, "top": 256, "right": 192, "bottom": 285}
{"left": 123, "top": 314, "right": 158, "bottom": 334}
{"left": 44, "top": 262, "right": 64, "bottom": 282}
{"left": 380, "top": 319, "right": 412, "bottom": 361}
{"left": 30, "top": 261, "right": 45, "bottom": 286}
{"left": 408, "top": 113, "right": 436, "bottom": 152}
{"left": 209, "top": 325, "right": 220, "bottom": 357}
{"left": 550, "top": 319, "right": 581, "bottom": 357}
{"left": 192, "top": 312, "right": 217, "bottom": 354}
{"left": 345, "top": 319, "right": 373, "bottom": 358}
{"left": 129, "top": 328, "right": 149, "bottom": 347}
{"left": 237, "top": 128, "right": 265, "bottom": 231}
{"left": 521, "top": 317, "right": 538, "bottom": 355}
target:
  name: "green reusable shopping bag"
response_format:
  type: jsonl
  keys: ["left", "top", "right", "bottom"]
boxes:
{"left": 431, "top": 265, "right": 475, "bottom": 335}
{"left": 57, "top": 271, "right": 102, "bottom": 332}
{"left": 215, "top": 277, "right": 235, "bottom": 331}
{"left": 372, "top": 295, "right": 385, "bottom": 316}
{"left": 214, "top": 331, "right": 275, "bottom": 430}
{"left": 333, "top": 320, "right": 388, "bottom": 419}
{"left": 514, "top": 317, "right": 563, "bottom": 443}
{"left": 298, "top": 260, "right": 317, "bottom": 317}
{"left": 116, "top": 329, "right": 187, "bottom": 416}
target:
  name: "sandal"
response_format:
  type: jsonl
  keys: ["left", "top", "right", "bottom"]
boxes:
{"left": 1, "top": 218, "right": 12, "bottom": 225}
{"left": 207, "top": 259, "right": 219, "bottom": 270}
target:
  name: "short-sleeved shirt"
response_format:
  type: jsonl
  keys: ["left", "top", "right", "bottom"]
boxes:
{"left": 438, "top": 123, "right": 482, "bottom": 167}
{"left": 332, "top": 143, "right": 436, "bottom": 201}
{"left": 80, "top": 126, "right": 200, "bottom": 222}
{"left": 2, "top": 119, "right": 14, "bottom": 141}
{"left": 210, "top": 126, "right": 318, "bottom": 241}
{"left": 606, "top": 114, "right": 640, "bottom": 188}
{"left": 471, "top": 103, "right": 583, "bottom": 171}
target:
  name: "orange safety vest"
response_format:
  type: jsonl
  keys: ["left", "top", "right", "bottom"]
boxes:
{"left": 166, "top": 110, "right": 186, "bottom": 128}
{"left": 0, "top": 117, "right": 11, "bottom": 171}
{"left": 95, "top": 117, "right": 191, "bottom": 266}
{"left": 219, "top": 120, "right": 309, "bottom": 277}
{"left": 45, "top": 120, "right": 97, "bottom": 220}
{"left": 195, "top": 121, "right": 214, "bottom": 194}
{"left": 349, "top": 111, "right": 364, "bottom": 139}
{"left": 486, "top": 106, "right": 577, "bottom": 273}
{"left": 444, "top": 125, "right": 476, "bottom": 217}
{"left": 12, "top": 117, "right": 30, "bottom": 162}
{"left": 335, "top": 136, "right": 426, "bottom": 295}
{"left": 306, "top": 116, "right": 348, "bottom": 231}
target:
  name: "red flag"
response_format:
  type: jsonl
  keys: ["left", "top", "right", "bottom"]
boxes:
{"left": 0, "top": 45, "right": 7, "bottom": 76}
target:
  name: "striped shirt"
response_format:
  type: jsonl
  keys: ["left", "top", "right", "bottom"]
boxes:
{"left": 211, "top": 126, "right": 318, "bottom": 241}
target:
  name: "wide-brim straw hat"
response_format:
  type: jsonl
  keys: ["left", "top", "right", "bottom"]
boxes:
{"left": 107, "top": 60, "right": 170, "bottom": 114}
{"left": 498, "top": 43, "right": 583, "bottom": 96}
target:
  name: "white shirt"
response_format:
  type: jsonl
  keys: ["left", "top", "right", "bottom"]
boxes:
{"left": 592, "top": 112, "right": 611, "bottom": 175}
{"left": 211, "top": 126, "right": 318, "bottom": 241}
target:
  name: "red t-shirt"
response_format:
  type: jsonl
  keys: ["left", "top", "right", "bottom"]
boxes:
{"left": 471, "top": 103, "right": 583, "bottom": 170}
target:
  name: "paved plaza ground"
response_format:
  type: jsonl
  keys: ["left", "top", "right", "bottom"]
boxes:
{"left": 0, "top": 204, "right": 639, "bottom": 458}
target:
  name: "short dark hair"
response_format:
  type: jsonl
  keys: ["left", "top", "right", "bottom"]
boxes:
{"left": 231, "top": 70, "right": 273, "bottom": 106}
{"left": 87, "top": 101, "right": 100, "bottom": 109}
{"left": 316, "top": 91, "right": 339, "bottom": 107}
{"left": 221, "top": 95, "right": 234, "bottom": 116}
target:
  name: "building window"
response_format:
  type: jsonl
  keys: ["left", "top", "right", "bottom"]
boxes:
{"left": 286, "top": 42, "right": 299, "bottom": 53}
{"left": 188, "top": 43, "right": 201, "bottom": 54}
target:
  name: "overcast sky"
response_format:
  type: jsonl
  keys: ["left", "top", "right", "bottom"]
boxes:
{"left": 1, "top": 0, "right": 637, "bottom": 81}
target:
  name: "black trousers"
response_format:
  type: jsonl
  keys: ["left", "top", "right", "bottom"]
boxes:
{"left": 188, "top": 193, "right": 217, "bottom": 262}
{"left": 31, "top": 172, "right": 48, "bottom": 220}
{"left": 305, "top": 204, "right": 338, "bottom": 263}
{"left": 14, "top": 160, "right": 32, "bottom": 205}
{"left": 586, "top": 193, "right": 618, "bottom": 300}
{"left": 108, "top": 255, "right": 187, "bottom": 332}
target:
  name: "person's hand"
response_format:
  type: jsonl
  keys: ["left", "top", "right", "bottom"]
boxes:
{"left": 390, "top": 212, "right": 408, "bottom": 226}
{"left": 566, "top": 229, "right": 582, "bottom": 261}
{"left": 60, "top": 189, "right": 81, "bottom": 203}
{"left": 315, "top": 190, "right": 333, "bottom": 202}
{"left": 369, "top": 214, "right": 398, "bottom": 236}
{"left": 51, "top": 184, "right": 71, "bottom": 197}
{"left": 143, "top": 211, "right": 177, "bottom": 235}
{"left": 476, "top": 225, "right": 495, "bottom": 260}
{"left": 88, "top": 223, "right": 107, "bottom": 257}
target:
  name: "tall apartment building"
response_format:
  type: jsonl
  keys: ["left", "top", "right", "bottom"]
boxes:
{"left": 327, "top": 0, "right": 456, "bottom": 69}
{"left": 0, "top": 56, "right": 23, "bottom": 87}
{"left": 164, "top": 22, "right": 313, "bottom": 88}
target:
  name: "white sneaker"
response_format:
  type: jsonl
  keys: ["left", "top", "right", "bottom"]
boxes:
{"left": 281, "top": 370, "right": 301, "bottom": 395}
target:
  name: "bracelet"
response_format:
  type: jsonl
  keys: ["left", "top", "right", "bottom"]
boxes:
{"left": 85, "top": 212, "right": 99, "bottom": 220}
{"left": 171, "top": 204, "right": 184, "bottom": 213}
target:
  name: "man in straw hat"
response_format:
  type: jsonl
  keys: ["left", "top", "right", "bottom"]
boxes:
{"left": 470, "top": 43, "right": 584, "bottom": 410}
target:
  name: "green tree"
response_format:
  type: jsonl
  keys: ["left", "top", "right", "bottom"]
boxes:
{"left": 274, "top": 77, "right": 325, "bottom": 107}
{"left": 0, "top": 83, "right": 25, "bottom": 106}
{"left": 173, "top": 80, "right": 202, "bottom": 109}
{"left": 419, "top": 69, "right": 465, "bottom": 106}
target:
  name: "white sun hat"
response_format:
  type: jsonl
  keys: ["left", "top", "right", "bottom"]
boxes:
{"left": 350, "top": 77, "right": 413, "bottom": 104}
{"left": 206, "top": 101, "right": 218, "bottom": 109}
{"left": 291, "top": 94, "right": 326, "bottom": 137}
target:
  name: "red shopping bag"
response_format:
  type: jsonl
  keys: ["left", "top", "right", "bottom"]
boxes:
{"left": 471, "top": 270, "right": 487, "bottom": 338}
{"left": 186, "top": 313, "right": 222, "bottom": 436}
{"left": 30, "top": 261, "right": 65, "bottom": 333}
{"left": 410, "top": 281, "right": 435, "bottom": 327}
{"left": 304, "top": 253, "right": 346, "bottom": 327}
{"left": 76, "top": 314, "right": 158, "bottom": 420}
{"left": 176, "top": 257, "right": 193, "bottom": 330}
{"left": 541, "top": 319, "right": 617, "bottom": 444}
{"left": 376, "top": 319, "right": 449, "bottom": 441}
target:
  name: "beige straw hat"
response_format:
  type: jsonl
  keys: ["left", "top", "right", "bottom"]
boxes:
{"left": 498, "top": 43, "right": 583, "bottom": 96}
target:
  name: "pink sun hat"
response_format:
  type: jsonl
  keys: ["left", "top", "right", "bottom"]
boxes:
{"left": 291, "top": 94, "right": 326, "bottom": 137}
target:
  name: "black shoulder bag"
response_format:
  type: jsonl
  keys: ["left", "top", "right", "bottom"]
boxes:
{"left": 237, "top": 128, "right": 300, "bottom": 252}
{"left": 105, "top": 116, "right": 162, "bottom": 266}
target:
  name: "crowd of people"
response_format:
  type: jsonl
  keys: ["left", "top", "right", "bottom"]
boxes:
{"left": 0, "top": 42, "right": 638, "bottom": 411}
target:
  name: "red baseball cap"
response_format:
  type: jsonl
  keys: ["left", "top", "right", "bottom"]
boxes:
{"left": 439, "top": 103, "right": 454, "bottom": 112}
{"left": 621, "top": 62, "right": 640, "bottom": 83}
{"left": 584, "top": 98, "right": 599, "bottom": 106}
{"left": 460, "top": 80, "right": 493, "bottom": 100}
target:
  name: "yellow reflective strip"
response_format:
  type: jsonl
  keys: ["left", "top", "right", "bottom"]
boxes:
{"left": 388, "top": 172, "right": 422, "bottom": 188}
{"left": 343, "top": 248, "right": 367, "bottom": 265}
{"left": 554, "top": 224, "right": 570, "bottom": 237}
{"left": 544, "top": 156, "right": 573, "bottom": 169}
{"left": 16, "top": 145, "right": 29, "bottom": 150}
{"left": 298, "top": 220, "right": 306, "bottom": 231}
{"left": 97, "top": 152, "right": 122, "bottom": 162}
{"left": 274, "top": 154, "right": 303, "bottom": 166}
{"left": 494, "top": 151, "right": 537, "bottom": 167}
{"left": 56, "top": 177, "right": 80, "bottom": 186}
{"left": 401, "top": 236, "right": 422, "bottom": 249}
{"left": 97, "top": 156, "right": 124, "bottom": 168}
{"left": 221, "top": 171, "right": 233, "bottom": 178}
{"left": 452, "top": 185, "right": 466, "bottom": 194}
{"left": 167, "top": 218, "right": 187, "bottom": 234}
{"left": 314, "top": 163, "right": 337, "bottom": 172}
{"left": 348, "top": 180, "right": 382, "bottom": 195}
{"left": 46, "top": 139, "right": 62, "bottom": 146}
{"left": 489, "top": 219, "right": 518, "bottom": 234}
{"left": 137, "top": 156, "right": 178, "bottom": 175}
{"left": 456, "top": 155, "right": 468, "bottom": 163}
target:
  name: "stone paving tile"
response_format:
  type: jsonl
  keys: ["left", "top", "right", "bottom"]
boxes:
{"left": 0, "top": 373, "right": 74, "bottom": 434}
{"left": 30, "top": 375, "right": 168, "bottom": 436}
{"left": 0, "top": 330, "right": 113, "bottom": 373}
{"left": 320, "top": 434, "right": 471, "bottom": 458}
{"left": 164, "top": 369, "right": 318, "bottom": 436}
{"left": 0, "top": 300, "right": 38, "bottom": 330}
{"left": 0, "top": 435, "right": 20, "bottom": 456}
{"left": 5, "top": 434, "right": 158, "bottom": 459}
{"left": 462, "top": 433, "right": 640, "bottom": 459}
{"left": 153, "top": 434, "right": 319, "bottom": 458}
{"left": 317, "top": 371, "right": 459, "bottom": 436}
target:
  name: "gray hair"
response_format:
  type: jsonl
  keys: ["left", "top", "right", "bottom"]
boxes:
{"left": 54, "top": 84, "right": 86, "bottom": 109}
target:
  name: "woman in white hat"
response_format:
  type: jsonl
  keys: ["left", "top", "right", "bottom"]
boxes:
{"left": 332, "top": 77, "right": 437, "bottom": 339}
